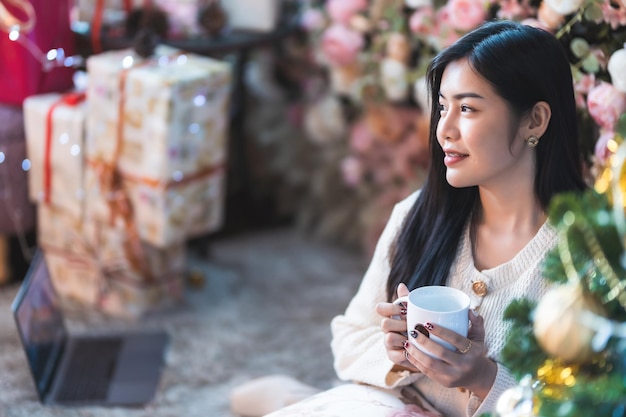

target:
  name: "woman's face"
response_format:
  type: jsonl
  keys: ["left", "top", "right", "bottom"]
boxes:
{"left": 436, "top": 58, "right": 534, "bottom": 190}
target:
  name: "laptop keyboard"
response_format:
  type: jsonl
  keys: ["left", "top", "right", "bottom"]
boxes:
{"left": 55, "top": 338, "right": 123, "bottom": 403}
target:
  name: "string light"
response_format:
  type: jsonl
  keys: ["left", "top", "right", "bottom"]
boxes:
{"left": 193, "top": 94, "right": 207, "bottom": 106}
{"left": 8, "top": 26, "right": 19, "bottom": 41}
{"left": 122, "top": 55, "right": 134, "bottom": 68}
{"left": 4, "top": 24, "right": 84, "bottom": 73}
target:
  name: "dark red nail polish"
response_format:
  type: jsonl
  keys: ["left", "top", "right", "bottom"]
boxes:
{"left": 400, "top": 309, "right": 407, "bottom": 315}
{"left": 425, "top": 322, "right": 434, "bottom": 331}
{"left": 415, "top": 324, "right": 430, "bottom": 338}
{"left": 403, "top": 340, "right": 410, "bottom": 349}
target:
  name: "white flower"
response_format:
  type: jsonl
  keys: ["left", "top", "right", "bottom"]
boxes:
{"left": 304, "top": 94, "right": 347, "bottom": 144}
{"left": 380, "top": 58, "right": 408, "bottom": 102}
{"left": 413, "top": 76, "right": 431, "bottom": 117}
{"left": 405, "top": 0, "right": 433, "bottom": 8}
{"left": 608, "top": 47, "right": 626, "bottom": 93}
{"left": 543, "top": 0, "right": 584, "bottom": 16}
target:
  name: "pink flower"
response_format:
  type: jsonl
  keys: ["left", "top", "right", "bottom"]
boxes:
{"left": 587, "top": 81, "right": 626, "bottom": 131}
{"left": 600, "top": 0, "right": 626, "bottom": 29}
{"left": 326, "top": 0, "right": 368, "bottom": 24}
{"left": 447, "top": 0, "right": 488, "bottom": 32}
{"left": 350, "top": 121, "right": 376, "bottom": 153}
{"left": 409, "top": 7, "right": 435, "bottom": 35}
{"left": 341, "top": 156, "right": 364, "bottom": 186}
{"left": 320, "top": 24, "right": 365, "bottom": 67}
{"left": 576, "top": 73, "right": 597, "bottom": 93}
{"left": 594, "top": 130, "right": 617, "bottom": 165}
{"left": 573, "top": 73, "right": 596, "bottom": 109}
{"left": 430, "top": 7, "right": 463, "bottom": 49}
{"left": 496, "top": 0, "right": 536, "bottom": 20}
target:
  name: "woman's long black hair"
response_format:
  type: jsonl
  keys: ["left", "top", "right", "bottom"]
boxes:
{"left": 386, "top": 20, "right": 587, "bottom": 300}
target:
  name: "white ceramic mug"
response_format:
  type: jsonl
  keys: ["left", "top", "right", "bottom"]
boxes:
{"left": 394, "top": 286, "right": 470, "bottom": 356}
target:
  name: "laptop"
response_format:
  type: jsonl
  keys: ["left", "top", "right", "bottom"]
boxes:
{"left": 11, "top": 249, "right": 170, "bottom": 406}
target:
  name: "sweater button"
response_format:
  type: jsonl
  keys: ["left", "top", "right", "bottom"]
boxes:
{"left": 472, "top": 280, "right": 488, "bottom": 297}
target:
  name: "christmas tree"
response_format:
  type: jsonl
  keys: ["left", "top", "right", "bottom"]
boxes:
{"left": 494, "top": 117, "right": 626, "bottom": 417}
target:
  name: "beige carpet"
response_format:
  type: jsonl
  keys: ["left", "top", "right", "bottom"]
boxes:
{"left": 0, "top": 227, "right": 367, "bottom": 417}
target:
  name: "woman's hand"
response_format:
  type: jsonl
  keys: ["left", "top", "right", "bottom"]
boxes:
{"left": 375, "top": 283, "right": 419, "bottom": 372}
{"left": 403, "top": 309, "right": 497, "bottom": 398}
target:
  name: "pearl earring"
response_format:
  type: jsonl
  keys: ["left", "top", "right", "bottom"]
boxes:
{"left": 526, "top": 135, "right": 539, "bottom": 148}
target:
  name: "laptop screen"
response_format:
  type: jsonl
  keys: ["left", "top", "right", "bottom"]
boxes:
{"left": 12, "top": 250, "right": 68, "bottom": 400}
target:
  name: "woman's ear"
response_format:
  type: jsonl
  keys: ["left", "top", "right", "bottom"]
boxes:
{"left": 524, "top": 101, "right": 551, "bottom": 138}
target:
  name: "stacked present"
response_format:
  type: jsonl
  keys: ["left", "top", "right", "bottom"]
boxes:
{"left": 24, "top": 45, "right": 232, "bottom": 317}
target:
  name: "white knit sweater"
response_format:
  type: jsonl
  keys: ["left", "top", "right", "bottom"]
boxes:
{"left": 330, "top": 190, "right": 556, "bottom": 417}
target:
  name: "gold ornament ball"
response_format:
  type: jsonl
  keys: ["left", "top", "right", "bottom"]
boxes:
{"left": 533, "top": 283, "right": 606, "bottom": 363}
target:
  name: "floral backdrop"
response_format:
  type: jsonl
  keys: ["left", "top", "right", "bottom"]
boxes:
{"left": 287, "top": 0, "right": 626, "bottom": 255}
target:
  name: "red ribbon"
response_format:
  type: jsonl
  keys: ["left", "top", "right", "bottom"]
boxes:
{"left": 91, "top": 0, "right": 104, "bottom": 53}
{"left": 104, "top": 63, "right": 151, "bottom": 280}
{"left": 43, "top": 91, "right": 87, "bottom": 205}
{"left": 86, "top": 159, "right": 224, "bottom": 187}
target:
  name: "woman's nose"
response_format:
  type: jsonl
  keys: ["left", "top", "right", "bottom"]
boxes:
{"left": 437, "top": 112, "right": 459, "bottom": 142}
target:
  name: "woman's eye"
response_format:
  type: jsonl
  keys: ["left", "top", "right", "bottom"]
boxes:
{"left": 460, "top": 104, "right": 473, "bottom": 112}
{"left": 438, "top": 103, "right": 448, "bottom": 112}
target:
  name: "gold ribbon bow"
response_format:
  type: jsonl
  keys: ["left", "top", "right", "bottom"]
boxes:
{"left": 0, "top": 0, "right": 35, "bottom": 33}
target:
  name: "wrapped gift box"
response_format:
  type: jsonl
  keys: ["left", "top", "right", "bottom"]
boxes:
{"left": 23, "top": 92, "right": 87, "bottom": 219}
{"left": 44, "top": 248, "right": 186, "bottom": 318}
{"left": 44, "top": 249, "right": 102, "bottom": 307}
{"left": 37, "top": 204, "right": 110, "bottom": 308}
{"left": 37, "top": 204, "right": 86, "bottom": 254}
{"left": 38, "top": 204, "right": 186, "bottom": 318}
{"left": 97, "top": 272, "right": 185, "bottom": 318}
{"left": 37, "top": 204, "right": 187, "bottom": 282}
{"left": 84, "top": 163, "right": 226, "bottom": 246}
{"left": 85, "top": 46, "right": 231, "bottom": 246}
{"left": 86, "top": 46, "right": 231, "bottom": 182}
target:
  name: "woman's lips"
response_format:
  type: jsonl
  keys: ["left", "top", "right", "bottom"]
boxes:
{"left": 444, "top": 152, "right": 468, "bottom": 166}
